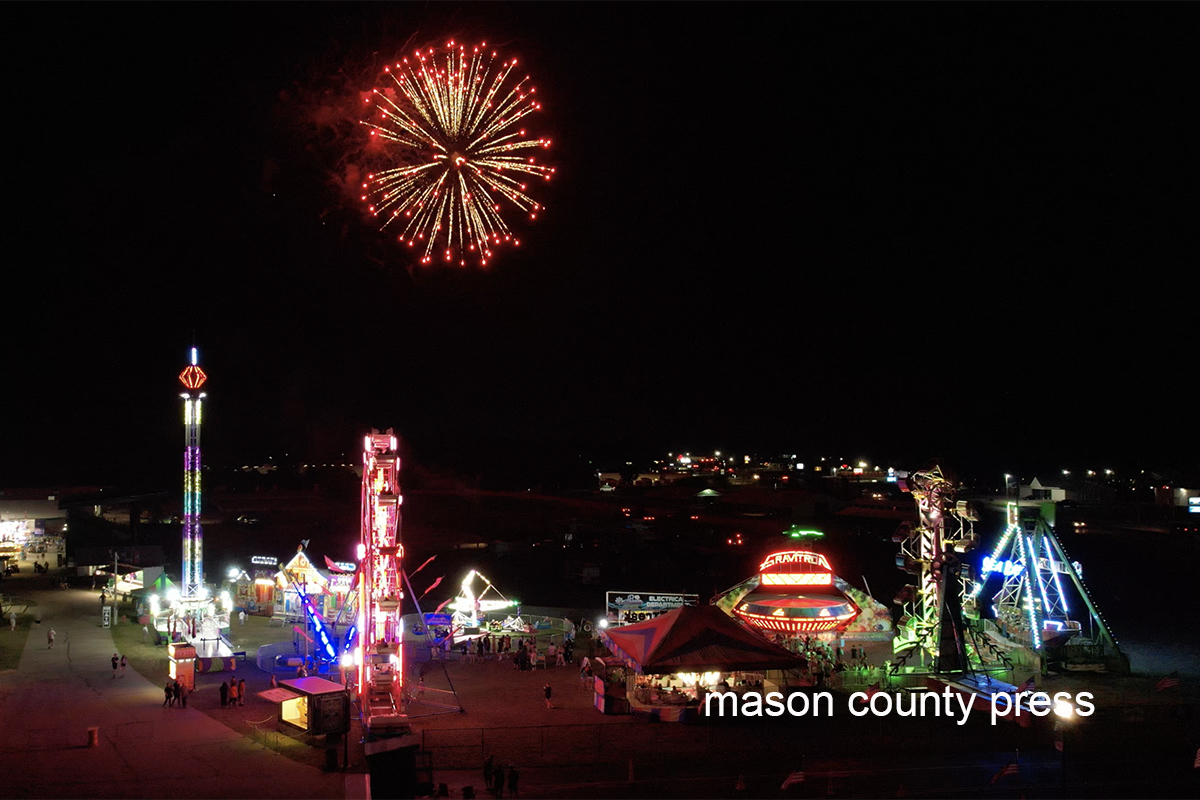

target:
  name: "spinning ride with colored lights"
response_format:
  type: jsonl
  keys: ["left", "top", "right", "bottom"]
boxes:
{"left": 712, "top": 529, "right": 889, "bottom": 639}
{"left": 448, "top": 569, "right": 517, "bottom": 631}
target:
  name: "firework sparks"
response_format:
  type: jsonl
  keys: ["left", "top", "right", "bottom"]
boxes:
{"left": 360, "top": 41, "right": 555, "bottom": 267}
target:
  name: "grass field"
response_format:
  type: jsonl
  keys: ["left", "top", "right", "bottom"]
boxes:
{"left": 0, "top": 602, "right": 36, "bottom": 672}
{"left": 110, "top": 611, "right": 295, "bottom": 685}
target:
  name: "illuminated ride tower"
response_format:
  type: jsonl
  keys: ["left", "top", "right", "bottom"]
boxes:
{"left": 356, "top": 429, "right": 410, "bottom": 737}
{"left": 892, "top": 465, "right": 979, "bottom": 673}
{"left": 179, "top": 348, "right": 207, "bottom": 599}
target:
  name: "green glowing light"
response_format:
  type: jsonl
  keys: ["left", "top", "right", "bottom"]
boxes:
{"left": 784, "top": 526, "right": 824, "bottom": 539}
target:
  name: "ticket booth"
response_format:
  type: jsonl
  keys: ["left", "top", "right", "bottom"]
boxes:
{"left": 168, "top": 642, "right": 196, "bottom": 691}
{"left": 272, "top": 677, "right": 351, "bottom": 735}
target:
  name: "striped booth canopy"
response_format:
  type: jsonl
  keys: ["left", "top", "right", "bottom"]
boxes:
{"left": 597, "top": 604, "right": 804, "bottom": 675}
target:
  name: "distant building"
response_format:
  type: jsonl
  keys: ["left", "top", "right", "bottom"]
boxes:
{"left": 1019, "top": 477, "right": 1079, "bottom": 503}
{"left": 1156, "top": 486, "right": 1200, "bottom": 508}
{"left": 597, "top": 472, "right": 622, "bottom": 489}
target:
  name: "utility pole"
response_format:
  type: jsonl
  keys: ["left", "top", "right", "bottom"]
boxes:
{"left": 111, "top": 549, "right": 119, "bottom": 626}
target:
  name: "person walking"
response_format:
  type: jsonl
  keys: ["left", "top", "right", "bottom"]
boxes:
{"left": 506, "top": 766, "right": 519, "bottom": 798}
{"left": 8, "top": 610, "right": 16, "bottom": 631}
{"left": 219, "top": 681, "right": 229, "bottom": 708}
{"left": 47, "top": 628, "right": 56, "bottom": 648}
{"left": 180, "top": 683, "right": 189, "bottom": 708}
{"left": 579, "top": 656, "right": 591, "bottom": 688}
{"left": 238, "top": 678, "right": 246, "bottom": 706}
{"left": 111, "top": 653, "right": 120, "bottom": 678}
{"left": 172, "top": 680, "right": 182, "bottom": 707}
{"left": 163, "top": 682, "right": 174, "bottom": 707}
{"left": 239, "top": 610, "right": 246, "bottom": 626}
{"left": 120, "top": 654, "right": 128, "bottom": 677}
{"left": 543, "top": 683, "right": 553, "bottom": 709}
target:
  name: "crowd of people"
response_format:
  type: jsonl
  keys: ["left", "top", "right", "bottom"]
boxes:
{"left": 442, "top": 632, "right": 577, "bottom": 673}
{"left": 774, "top": 634, "right": 875, "bottom": 685}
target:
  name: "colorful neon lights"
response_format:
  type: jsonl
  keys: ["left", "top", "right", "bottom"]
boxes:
{"left": 358, "top": 430, "right": 407, "bottom": 730}
{"left": 981, "top": 556, "right": 1023, "bottom": 578}
{"left": 734, "top": 608, "right": 856, "bottom": 633}
{"left": 180, "top": 350, "right": 205, "bottom": 599}
{"left": 761, "top": 573, "right": 833, "bottom": 586}
{"left": 760, "top": 551, "right": 832, "bottom": 572}
{"left": 179, "top": 365, "right": 207, "bottom": 390}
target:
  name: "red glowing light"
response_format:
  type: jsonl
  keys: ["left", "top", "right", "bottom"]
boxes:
{"left": 179, "top": 365, "right": 207, "bottom": 390}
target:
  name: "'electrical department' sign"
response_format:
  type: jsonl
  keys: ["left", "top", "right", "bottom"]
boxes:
{"left": 606, "top": 591, "right": 699, "bottom": 625}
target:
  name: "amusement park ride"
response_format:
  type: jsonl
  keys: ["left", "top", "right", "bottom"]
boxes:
{"left": 891, "top": 466, "right": 979, "bottom": 673}
{"left": 891, "top": 465, "right": 1125, "bottom": 679}
{"left": 967, "top": 501, "right": 1122, "bottom": 665}
{"left": 353, "top": 429, "right": 411, "bottom": 738}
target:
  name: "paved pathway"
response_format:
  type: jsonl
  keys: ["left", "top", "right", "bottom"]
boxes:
{"left": 0, "top": 585, "right": 351, "bottom": 799}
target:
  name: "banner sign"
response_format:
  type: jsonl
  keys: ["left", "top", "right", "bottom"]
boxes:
{"left": 423, "top": 613, "right": 453, "bottom": 626}
{"left": 605, "top": 591, "right": 699, "bottom": 625}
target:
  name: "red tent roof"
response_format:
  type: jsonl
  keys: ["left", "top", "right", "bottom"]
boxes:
{"left": 598, "top": 604, "right": 805, "bottom": 674}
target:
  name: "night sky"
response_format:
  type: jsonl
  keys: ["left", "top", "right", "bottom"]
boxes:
{"left": 4, "top": 3, "right": 1195, "bottom": 488}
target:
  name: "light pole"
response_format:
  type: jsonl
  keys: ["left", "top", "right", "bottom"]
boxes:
{"left": 1054, "top": 700, "right": 1075, "bottom": 798}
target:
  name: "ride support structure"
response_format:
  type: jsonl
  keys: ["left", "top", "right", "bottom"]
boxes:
{"left": 892, "top": 465, "right": 980, "bottom": 674}
{"left": 179, "top": 347, "right": 207, "bottom": 599}
{"left": 356, "top": 429, "right": 410, "bottom": 736}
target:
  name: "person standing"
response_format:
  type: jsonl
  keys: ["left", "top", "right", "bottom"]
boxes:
{"left": 172, "top": 680, "right": 182, "bottom": 707}
{"left": 507, "top": 766, "right": 519, "bottom": 798}
{"left": 120, "top": 654, "right": 128, "bottom": 677}
{"left": 112, "top": 653, "right": 120, "bottom": 678}
{"left": 238, "top": 678, "right": 246, "bottom": 706}
{"left": 482, "top": 754, "right": 494, "bottom": 791}
{"left": 228, "top": 680, "right": 238, "bottom": 708}
{"left": 8, "top": 610, "right": 16, "bottom": 631}
{"left": 163, "top": 682, "right": 173, "bottom": 707}
{"left": 493, "top": 764, "right": 505, "bottom": 798}
{"left": 239, "top": 610, "right": 246, "bottom": 626}
{"left": 219, "top": 681, "right": 229, "bottom": 708}
{"left": 543, "top": 683, "right": 553, "bottom": 709}
{"left": 180, "top": 683, "right": 189, "bottom": 708}
{"left": 47, "top": 628, "right": 55, "bottom": 648}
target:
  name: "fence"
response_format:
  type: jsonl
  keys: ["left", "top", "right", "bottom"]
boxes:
{"left": 419, "top": 723, "right": 738, "bottom": 770}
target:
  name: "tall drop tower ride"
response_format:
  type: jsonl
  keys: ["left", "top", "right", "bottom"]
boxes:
{"left": 179, "top": 347, "right": 207, "bottom": 598}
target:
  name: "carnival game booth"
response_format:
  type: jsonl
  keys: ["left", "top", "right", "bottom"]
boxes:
{"left": 597, "top": 604, "right": 805, "bottom": 722}
{"left": 266, "top": 677, "right": 351, "bottom": 736}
